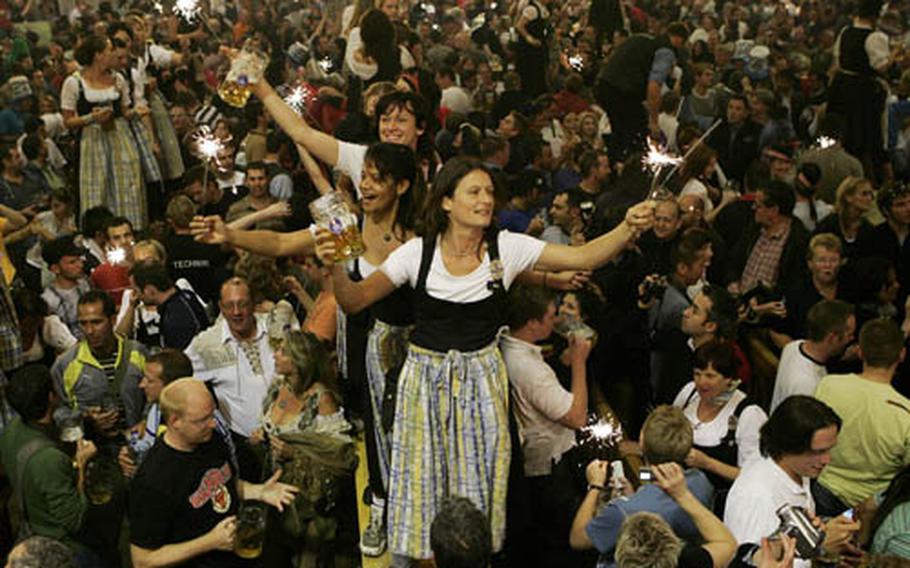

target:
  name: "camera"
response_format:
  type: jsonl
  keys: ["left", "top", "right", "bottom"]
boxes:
{"left": 640, "top": 275, "right": 668, "bottom": 304}
{"left": 773, "top": 505, "right": 826, "bottom": 559}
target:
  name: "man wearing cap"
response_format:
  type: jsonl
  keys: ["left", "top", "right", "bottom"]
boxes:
{"left": 765, "top": 144, "right": 795, "bottom": 185}
{"left": 42, "top": 236, "right": 91, "bottom": 338}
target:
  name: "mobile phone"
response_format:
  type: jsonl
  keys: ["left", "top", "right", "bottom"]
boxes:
{"left": 638, "top": 468, "right": 653, "bottom": 483}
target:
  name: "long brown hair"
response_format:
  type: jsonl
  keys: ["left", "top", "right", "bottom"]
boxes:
{"left": 283, "top": 330, "right": 339, "bottom": 399}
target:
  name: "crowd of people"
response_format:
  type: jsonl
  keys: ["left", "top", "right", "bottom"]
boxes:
{"left": 0, "top": 0, "right": 909, "bottom": 566}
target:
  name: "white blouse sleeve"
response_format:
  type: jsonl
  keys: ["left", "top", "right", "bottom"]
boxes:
{"left": 42, "top": 315, "right": 77, "bottom": 353}
{"left": 673, "top": 382, "right": 697, "bottom": 409}
{"left": 60, "top": 75, "right": 79, "bottom": 112}
{"left": 736, "top": 404, "right": 768, "bottom": 468}
{"left": 379, "top": 237, "right": 422, "bottom": 288}
{"left": 867, "top": 31, "right": 890, "bottom": 71}
{"left": 115, "top": 72, "right": 132, "bottom": 108}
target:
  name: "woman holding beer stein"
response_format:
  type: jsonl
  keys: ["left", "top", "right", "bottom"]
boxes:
{"left": 313, "top": 156, "right": 655, "bottom": 564}
{"left": 249, "top": 330, "right": 356, "bottom": 567}
{"left": 61, "top": 35, "right": 145, "bottom": 228}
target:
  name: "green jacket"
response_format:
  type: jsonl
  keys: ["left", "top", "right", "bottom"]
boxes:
{"left": 0, "top": 417, "right": 88, "bottom": 550}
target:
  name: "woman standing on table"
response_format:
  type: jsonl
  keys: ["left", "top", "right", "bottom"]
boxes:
{"left": 313, "top": 156, "right": 654, "bottom": 563}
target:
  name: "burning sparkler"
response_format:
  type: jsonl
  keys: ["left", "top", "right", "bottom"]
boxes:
{"left": 153, "top": 0, "right": 163, "bottom": 13}
{"left": 642, "top": 138, "right": 682, "bottom": 173}
{"left": 192, "top": 126, "right": 229, "bottom": 194}
{"left": 815, "top": 136, "right": 836, "bottom": 149}
{"left": 172, "top": 0, "right": 202, "bottom": 22}
{"left": 107, "top": 246, "right": 127, "bottom": 265}
{"left": 283, "top": 85, "right": 311, "bottom": 116}
{"left": 568, "top": 54, "right": 584, "bottom": 72}
{"left": 580, "top": 415, "right": 624, "bottom": 458}
{"left": 318, "top": 57, "right": 334, "bottom": 74}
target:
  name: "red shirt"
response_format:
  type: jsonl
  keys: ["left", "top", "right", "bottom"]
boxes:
{"left": 90, "top": 263, "right": 131, "bottom": 308}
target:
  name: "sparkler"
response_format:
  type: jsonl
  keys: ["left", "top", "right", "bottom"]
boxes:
{"left": 107, "top": 246, "right": 127, "bottom": 265}
{"left": 642, "top": 138, "right": 681, "bottom": 198}
{"left": 580, "top": 415, "right": 623, "bottom": 458}
{"left": 153, "top": 0, "right": 163, "bottom": 13}
{"left": 283, "top": 85, "right": 311, "bottom": 116}
{"left": 659, "top": 119, "right": 723, "bottom": 189}
{"left": 815, "top": 136, "right": 836, "bottom": 149}
{"left": 192, "top": 126, "right": 228, "bottom": 194}
{"left": 318, "top": 57, "right": 334, "bottom": 73}
{"left": 172, "top": 0, "right": 202, "bottom": 22}
{"left": 568, "top": 54, "right": 584, "bottom": 72}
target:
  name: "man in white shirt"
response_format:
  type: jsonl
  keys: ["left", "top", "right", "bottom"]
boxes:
{"left": 436, "top": 65, "right": 474, "bottom": 115}
{"left": 724, "top": 396, "right": 859, "bottom": 567}
{"left": 185, "top": 277, "right": 277, "bottom": 479}
{"left": 771, "top": 299, "right": 855, "bottom": 412}
{"left": 41, "top": 235, "right": 91, "bottom": 338}
{"left": 501, "top": 284, "right": 591, "bottom": 565}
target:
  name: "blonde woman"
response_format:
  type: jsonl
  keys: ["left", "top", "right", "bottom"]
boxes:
{"left": 814, "top": 176, "right": 876, "bottom": 261}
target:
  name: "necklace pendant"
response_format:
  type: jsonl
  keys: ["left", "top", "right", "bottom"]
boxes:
{"left": 383, "top": 233, "right": 392, "bottom": 242}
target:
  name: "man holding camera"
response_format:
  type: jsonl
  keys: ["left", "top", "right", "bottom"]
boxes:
{"left": 569, "top": 406, "right": 713, "bottom": 565}
{"left": 724, "top": 396, "right": 860, "bottom": 566}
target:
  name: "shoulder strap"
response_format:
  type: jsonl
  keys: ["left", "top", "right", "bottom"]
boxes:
{"left": 486, "top": 229, "right": 506, "bottom": 297}
{"left": 416, "top": 234, "right": 436, "bottom": 292}
{"left": 721, "top": 395, "right": 752, "bottom": 447}
{"left": 683, "top": 385, "right": 698, "bottom": 408}
{"left": 14, "top": 436, "right": 54, "bottom": 538}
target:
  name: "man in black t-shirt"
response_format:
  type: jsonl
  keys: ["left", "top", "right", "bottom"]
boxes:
{"left": 130, "top": 261, "right": 210, "bottom": 350}
{"left": 129, "top": 379, "right": 297, "bottom": 568}
{"left": 164, "top": 195, "right": 228, "bottom": 306}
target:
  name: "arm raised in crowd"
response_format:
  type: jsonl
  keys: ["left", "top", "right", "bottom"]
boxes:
{"left": 535, "top": 201, "right": 654, "bottom": 272}
{"left": 251, "top": 79, "right": 340, "bottom": 169}
{"left": 313, "top": 227, "right": 397, "bottom": 314}
{"left": 190, "top": 215, "right": 315, "bottom": 258}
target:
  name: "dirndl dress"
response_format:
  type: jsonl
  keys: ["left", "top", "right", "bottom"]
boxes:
{"left": 73, "top": 74, "right": 146, "bottom": 229}
{"left": 387, "top": 233, "right": 511, "bottom": 559}
{"left": 129, "top": 116, "right": 162, "bottom": 185}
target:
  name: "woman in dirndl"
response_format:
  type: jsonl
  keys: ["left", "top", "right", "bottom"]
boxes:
{"left": 60, "top": 35, "right": 145, "bottom": 229}
{"left": 314, "top": 156, "right": 655, "bottom": 564}
{"left": 125, "top": 14, "right": 185, "bottom": 185}
{"left": 827, "top": 0, "right": 892, "bottom": 179}
{"left": 108, "top": 24, "right": 163, "bottom": 194}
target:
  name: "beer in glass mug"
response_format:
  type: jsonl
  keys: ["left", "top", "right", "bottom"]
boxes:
{"left": 309, "top": 192, "right": 365, "bottom": 262}
{"left": 235, "top": 501, "right": 266, "bottom": 559}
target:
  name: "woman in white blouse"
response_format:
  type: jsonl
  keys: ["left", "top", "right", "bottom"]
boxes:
{"left": 673, "top": 339, "right": 767, "bottom": 510}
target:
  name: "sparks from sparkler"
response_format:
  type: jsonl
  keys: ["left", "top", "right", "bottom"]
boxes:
{"left": 318, "top": 57, "right": 334, "bottom": 73}
{"left": 581, "top": 416, "right": 623, "bottom": 446}
{"left": 283, "top": 85, "right": 310, "bottom": 116}
{"left": 152, "top": 0, "right": 163, "bottom": 13}
{"left": 642, "top": 138, "right": 682, "bottom": 173}
{"left": 107, "top": 246, "right": 127, "bottom": 265}
{"left": 173, "top": 0, "right": 202, "bottom": 22}
{"left": 816, "top": 136, "right": 836, "bottom": 149}
{"left": 192, "top": 126, "right": 225, "bottom": 164}
{"left": 568, "top": 54, "right": 584, "bottom": 72}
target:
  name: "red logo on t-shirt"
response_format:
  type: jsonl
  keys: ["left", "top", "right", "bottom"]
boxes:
{"left": 189, "top": 463, "right": 233, "bottom": 510}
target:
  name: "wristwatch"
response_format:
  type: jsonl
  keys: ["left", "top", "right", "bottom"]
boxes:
{"left": 587, "top": 483, "right": 609, "bottom": 493}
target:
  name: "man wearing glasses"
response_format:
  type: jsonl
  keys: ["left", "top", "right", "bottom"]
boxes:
{"left": 185, "top": 277, "right": 277, "bottom": 479}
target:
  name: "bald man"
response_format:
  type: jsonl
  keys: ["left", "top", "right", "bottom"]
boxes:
{"left": 128, "top": 379, "right": 297, "bottom": 568}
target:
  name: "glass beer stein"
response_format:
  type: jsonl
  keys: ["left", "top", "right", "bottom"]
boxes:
{"left": 235, "top": 501, "right": 266, "bottom": 559}
{"left": 219, "top": 41, "right": 267, "bottom": 108}
{"left": 309, "top": 192, "right": 365, "bottom": 262}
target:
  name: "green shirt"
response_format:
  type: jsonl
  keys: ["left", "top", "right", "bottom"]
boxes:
{"left": 815, "top": 374, "right": 910, "bottom": 506}
{"left": 0, "top": 417, "right": 88, "bottom": 550}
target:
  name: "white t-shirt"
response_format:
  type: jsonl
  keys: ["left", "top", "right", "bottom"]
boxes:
{"left": 335, "top": 141, "right": 368, "bottom": 198}
{"left": 501, "top": 334, "right": 575, "bottom": 476}
{"left": 724, "top": 457, "right": 814, "bottom": 568}
{"left": 380, "top": 232, "right": 546, "bottom": 302}
{"left": 673, "top": 382, "right": 767, "bottom": 469}
{"left": 771, "top": 340, "right": 827, "bottom": 412}
{"left": 60, "top": 73, "right": 131, "bottom": 112}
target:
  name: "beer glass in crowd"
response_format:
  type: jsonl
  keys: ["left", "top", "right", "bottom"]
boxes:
{"left": 309, "top": 192, "right": 366, "bottom": 262}
{"left": 235, "top": 501, "right": 266, "bottom": 559}
{"left": 218, "top": 40, "right": 267, "bottom": 108}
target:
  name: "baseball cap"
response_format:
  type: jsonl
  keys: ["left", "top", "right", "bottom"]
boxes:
{"left": 42, "top": 235, "right": 85, "bottom": 266}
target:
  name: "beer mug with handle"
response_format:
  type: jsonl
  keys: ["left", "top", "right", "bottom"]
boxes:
{"left": 219, "top": 40, "right": 267, "bottom": 108}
